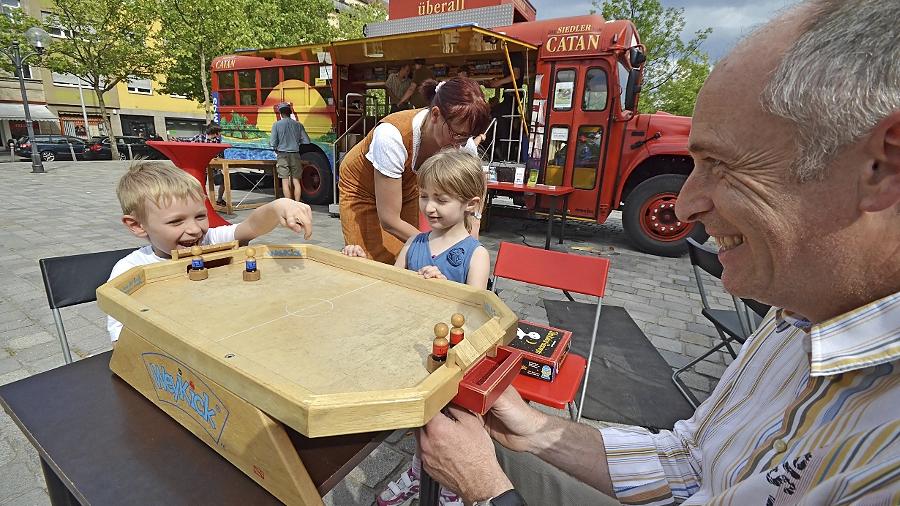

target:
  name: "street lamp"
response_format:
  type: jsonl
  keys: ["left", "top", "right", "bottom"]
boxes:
{"left": 1, "top": 26, "right": 51, "bottom": 173}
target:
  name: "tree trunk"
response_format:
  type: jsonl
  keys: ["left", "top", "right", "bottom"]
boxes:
{"left": 199, "top": 48, "right": 212, "bottom": 124}
{"left": 96, "top": 88, "right": 120, "bottom": 160}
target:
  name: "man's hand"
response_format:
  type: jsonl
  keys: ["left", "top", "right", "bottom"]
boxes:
{"left": 419, "top": 265, "right": 448, "bottom": 280}
{"left": 485, "top": 387, "right": 546, "bottom": 453}
{"left": 273, "top": 198, "right": 313, "bottom": 239}
{"left": 341, "top": 245, "right": 367, "bottom": 258}
{"left": 419, "top": 406, "right": 514, "bottom": 503}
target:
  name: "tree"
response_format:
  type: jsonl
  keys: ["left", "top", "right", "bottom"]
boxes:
{"left": 592, "top": 0, "right": 712, "bottom": 115}
{"left": 1, "top": 7, "right": 46, "bottom": 75}
{"left": 44, "top": 0, "right": 166, "bottom": 158}
{"left": 332, "top": 0, "right": 388, "bottom": 40}
{"left": 156, "top": 0, "right": 254, "bottom": 122}
{"left": 248, "top": 0, "right": 336, "bottom": 49}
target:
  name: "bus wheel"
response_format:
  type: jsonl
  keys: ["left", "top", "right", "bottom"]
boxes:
{"left": 623, "top": 174, "right": 708, "bottom": 257}
{"left": 299, "top": 151, "right": 333, "bottom": 205}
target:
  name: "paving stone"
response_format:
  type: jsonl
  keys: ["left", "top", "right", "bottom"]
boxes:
{"left": 6, "top": 332, "right": 55, "bottom": 351}
{"left": 347, "top": 443, "right": 408, "bottom": 488}
{"left": 695, "top": 361, "right": 728, "bottom": 379}
{"left": 0, "top": 487, "right": 50, "bottom": 506}
{"left": 0, "top": 460, "right": 39, "bottom": 503}
{"left": 323, "top": 479, "right": 376, "bottom": 506}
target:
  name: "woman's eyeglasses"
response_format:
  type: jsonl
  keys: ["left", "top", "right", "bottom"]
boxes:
{"left": 444, "top": 119, "right": 471, "bottom": 142}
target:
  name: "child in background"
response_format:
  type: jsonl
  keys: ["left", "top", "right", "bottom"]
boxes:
{"left": 343, "top": 149, "right": 489, "bottom": 505}
{"left": 107, "top": 161, "right": 314, "bottom": 342}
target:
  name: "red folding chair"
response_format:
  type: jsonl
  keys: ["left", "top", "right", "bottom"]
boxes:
{"left": 492, "top": 242, "right": 610, "bottom": 421}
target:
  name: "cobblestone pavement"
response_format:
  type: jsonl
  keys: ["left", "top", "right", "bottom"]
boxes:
{"left": 0, "top": 161, "right": 736, "bottom": 505}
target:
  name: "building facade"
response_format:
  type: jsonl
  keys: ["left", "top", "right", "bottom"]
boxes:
{"left": 0, "top": 0, "right": 208, "bottom": 148}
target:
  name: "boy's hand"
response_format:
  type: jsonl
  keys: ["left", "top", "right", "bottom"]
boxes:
{"left": 274, "top": 198, "right": 313, "bottom": 239}
{"left": 419, "top": 265, "right": 447, "bottom": 280}
{"left": 341, "top": 245, "right": 367, "bottom": 258}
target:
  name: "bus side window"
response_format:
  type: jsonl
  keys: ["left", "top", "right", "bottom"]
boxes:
{"left": 238, "top": 70, "right": 257, "bottom": 106}
{"left": 573, "top": 126, "right": 602, "bottom": 189}
{"left": 545, "top": 126, "right": 568, "bottom": 186}
{"left": 260, "top": 68, "right": 279, "bottom": 103}
{"left": 552, "top": 70, "right": 576, "bottom": 111}
{"left": 582, "top": 69, "right": 608, "bottom": 111}
{"left": 217, "top": 71, "right": 236, "bottom": 106}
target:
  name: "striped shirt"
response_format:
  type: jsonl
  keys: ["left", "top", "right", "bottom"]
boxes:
{"left": 601, "top": 290, "right": 899, "bottom": 505}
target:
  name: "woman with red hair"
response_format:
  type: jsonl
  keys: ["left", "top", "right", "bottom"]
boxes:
{"left": 339, "top": 77, "right": 491, "bottom": 264}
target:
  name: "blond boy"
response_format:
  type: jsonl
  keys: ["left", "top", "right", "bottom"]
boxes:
{"left": 107, "top": 161, "right": 314, "bottom": 341}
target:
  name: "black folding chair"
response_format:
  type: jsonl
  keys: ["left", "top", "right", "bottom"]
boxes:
{"left": 39, "top": 248, "right": 135, "bottom": 364}
{"left": 673, "top": 238, "right": 770, "bottom": 407}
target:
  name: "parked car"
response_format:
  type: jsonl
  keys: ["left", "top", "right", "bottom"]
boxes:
{"left": 84, "top": 136, "right": 167, "bottom": 160}
{"left": 15, "top": 135, "right": 87, "bottom": 161}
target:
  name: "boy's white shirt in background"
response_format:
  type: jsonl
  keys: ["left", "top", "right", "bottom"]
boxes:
{"left": 106, "top": 224, "right": 238, "bottom": 342}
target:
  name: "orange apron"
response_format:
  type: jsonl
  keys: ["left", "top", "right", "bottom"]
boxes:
{"left": 339, "top": 109, "right": 421, "bottom": 264}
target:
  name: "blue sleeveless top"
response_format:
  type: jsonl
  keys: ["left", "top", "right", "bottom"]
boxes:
{"left": 405, "top": 232, "right": 481, "bottom": 284}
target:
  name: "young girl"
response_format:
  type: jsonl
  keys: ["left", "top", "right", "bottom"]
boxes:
{"left": 342, "top": 149, "right": 489, "bottom": 506}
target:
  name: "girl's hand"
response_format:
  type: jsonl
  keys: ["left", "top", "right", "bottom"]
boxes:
{"left": 419, "top": 265, "right": 447, "bottom": 280}
{"left": 341, "top": 245, "right": 367, "bottom": 258}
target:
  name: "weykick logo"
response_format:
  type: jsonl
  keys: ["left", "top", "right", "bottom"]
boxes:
{"left": 142, "top": 353, "right": 230, "bottom": 443}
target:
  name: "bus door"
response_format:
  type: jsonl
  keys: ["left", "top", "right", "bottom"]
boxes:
{"left": 540, "top": 60, "right": 612, "bottom": 220}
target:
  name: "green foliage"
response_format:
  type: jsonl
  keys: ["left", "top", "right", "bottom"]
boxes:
{"left": 249, "top": 0, "right": 336, "bottom": 48}
{"left": 592, "top": 0, "right": 712, "bottom": 115}
{"left": 44, "top": 0, "right": 165, "bottom": 93}
{"left": 0, "top": 7, "right": 44, "bottom": 74}
{"left": 221, "top": 114, "right": 266, "bottom": 139}
{"left": 333, "top": 0, "right": 388, "bottom": 40}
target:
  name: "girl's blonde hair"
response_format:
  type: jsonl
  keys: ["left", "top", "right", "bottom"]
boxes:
{"left": 417, "top": 149, "right": 486, "bottom": 232}
{"left": 117, "top": 161, "right": 206, "bottom": 220}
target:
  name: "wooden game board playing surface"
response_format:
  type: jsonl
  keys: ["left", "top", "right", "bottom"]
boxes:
{"left": 99, "top": 245, "right": 516, "bottom": 438}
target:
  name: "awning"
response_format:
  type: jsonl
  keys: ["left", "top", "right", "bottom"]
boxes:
{"left": 239, "top": 26, "right": 537, "bottom": 65}
{"left": 0, "top": 103, "right": 59, "bottom": 123}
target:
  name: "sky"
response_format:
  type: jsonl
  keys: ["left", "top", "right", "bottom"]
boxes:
{"left": 528, "top": 0, "right": 801, "bottom": 61}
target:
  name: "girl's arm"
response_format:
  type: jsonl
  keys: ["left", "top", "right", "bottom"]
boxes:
{"left": 394, "top": 235, "right": 416, "bottom": 270}
{"left": 465, "top": 246, "right": 491, "bottom": 290}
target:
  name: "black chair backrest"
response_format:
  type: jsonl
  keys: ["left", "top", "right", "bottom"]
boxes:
{"left": 742, "top": 298, "right": 772, "bottom": 319}
{"left": 686, "top": 237, "right": 723, "bottom": 279}
{"left": 39, "top": 248, "right": 135, "bottom": 310}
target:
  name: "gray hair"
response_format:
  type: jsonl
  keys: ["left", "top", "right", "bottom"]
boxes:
{"left": 762, "top": 0, "right": 900, "bottom": 182}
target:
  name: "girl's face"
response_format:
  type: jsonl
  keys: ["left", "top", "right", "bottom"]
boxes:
{"left": 418, "top": 182, "right": 479, "bottom": 231}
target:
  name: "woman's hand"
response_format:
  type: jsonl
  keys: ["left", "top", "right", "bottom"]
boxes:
{"left": 341, "top": 245, "right": 368, "bottom": 258}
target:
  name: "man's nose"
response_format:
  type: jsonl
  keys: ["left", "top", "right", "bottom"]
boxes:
{"left": 675, "top": 171, "right": 713, "bottom": 223}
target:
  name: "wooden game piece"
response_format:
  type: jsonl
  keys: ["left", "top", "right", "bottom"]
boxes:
{"left": 449, "top": 313, "right": 465, "bottom": 347}
{"left": 243, "top": 247, "right": 261, "bottom": 281}
{"left": 188, "top": 245, "right": 209, "bottom": 281}
{"left": 427, "top": 322, "right": 450, "bottom": 372}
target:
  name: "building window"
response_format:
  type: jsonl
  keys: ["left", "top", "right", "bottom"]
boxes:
{"left": 13, "top": 65, "right": 33, "bottom": 80}
{"left": 2, "top": 0, "right": 21, "bottom": 8}
{"left": 127, "top": 78, "right": 152, "bottom": 95}
{"left": 52, "top": 72, "right": 89, "bottom": 88}
{"left": 42, "top": 12, "right": 76, "bottom": 38}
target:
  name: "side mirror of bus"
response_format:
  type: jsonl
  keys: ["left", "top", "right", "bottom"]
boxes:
{"left": 624, "top": 68, "right": 641, "bottom": 111}
{"left": 629, "top": 47, "right": 646, "bottom": 67}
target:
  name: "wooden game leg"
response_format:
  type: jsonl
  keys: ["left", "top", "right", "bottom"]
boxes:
{"left": 110, "top": 328, "right": 323, "bottom": 506}
{"left": 419, "top": 470, "right": 441, "bottom": 506}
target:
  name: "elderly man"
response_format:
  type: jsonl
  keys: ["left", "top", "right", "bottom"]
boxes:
{"left": 418, "top": 0, "right": 900, "bottom": 504}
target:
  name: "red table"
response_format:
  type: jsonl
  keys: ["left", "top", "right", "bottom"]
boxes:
{"left": 147, "top": 141, "right": 231, "bottom": 227}
{"left": 485, "top": 182, "right": 575, "bottom": 249}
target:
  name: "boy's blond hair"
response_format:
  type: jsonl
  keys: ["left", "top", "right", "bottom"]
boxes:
{"left": 417, "top": 149, "right": 486, "bottom": 232}
{"left": 117, "top": 161, "right": 206, "bottom": 220}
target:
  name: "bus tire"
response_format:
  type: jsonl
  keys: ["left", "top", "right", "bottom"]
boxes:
{"left": 299, "top": 151, "right": 333, "bottom": 205}
{"left": 622, "top": 174, "right": 708, "bottom": 257}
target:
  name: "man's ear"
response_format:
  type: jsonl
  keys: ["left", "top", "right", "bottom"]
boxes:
{"left": 121, "top": 215, "right": 148, "bottom": 238}
{"left": 860, "top": 111, "right": 900, "bottom": 212}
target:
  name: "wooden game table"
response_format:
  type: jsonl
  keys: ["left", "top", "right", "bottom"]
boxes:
{"left": 0, "top": 352, "right": 387, "bottom": 506}
{"left": 97, "top": 243, "right": 520, "bottom": 505}
{"left": 207, "top": 158, "right": 282, "bottom": 214}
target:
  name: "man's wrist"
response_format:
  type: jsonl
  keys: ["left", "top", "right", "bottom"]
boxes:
{"left": 473, "top": 488, "right": 526, "bottom": 506}
{"left": 468, "top": 467, "right": 513, "bottom": 504}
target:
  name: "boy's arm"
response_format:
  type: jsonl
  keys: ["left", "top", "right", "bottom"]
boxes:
{"left": 465, "top": 246, "right": 490, "bottom": 289}
{"left": 234, "top": 197, "right": 313, "bottom": 242}
{"left": 298, "top": 122, "right": 311, "bottom": 144}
